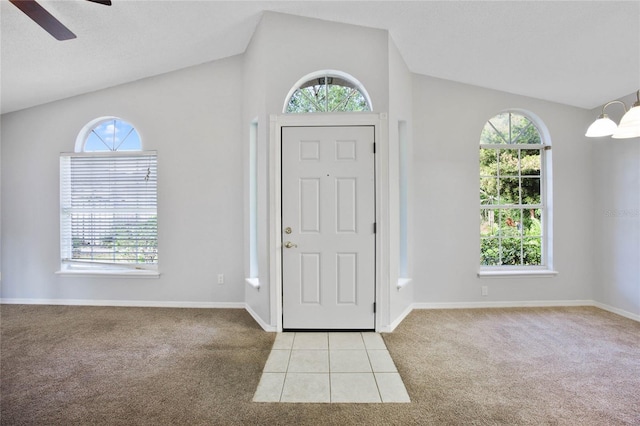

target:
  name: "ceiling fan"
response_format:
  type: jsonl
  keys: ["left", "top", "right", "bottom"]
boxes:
{"left": 9, "top": 0, "right": 111, "bottom": 41}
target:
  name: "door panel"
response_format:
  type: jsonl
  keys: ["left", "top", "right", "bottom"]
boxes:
{"left": 300, "top": 178, "right": 320, "bottom": 232}
{"left": 282, "top": 126, "right": 375, "bottom": 329}
{"left": 336, "top": 178, "right": 357, "bottom": 232}
{"left": 336, "top": 252, "right": 357, "bottom": 304}
{"left": 300, "top": 253, "right": 321, "bottom": 304}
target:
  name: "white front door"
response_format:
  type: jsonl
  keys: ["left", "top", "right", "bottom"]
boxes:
{"left": 282, "top": 126, "right": 376, "bottom": 329}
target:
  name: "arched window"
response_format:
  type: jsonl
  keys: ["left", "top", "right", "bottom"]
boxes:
{"left": 479, "top": 111, "right": 552, "bottom": 270}
{"left": 75, "top": 117, "right": 142, "bottom": 152}
{"left": 60, "top": 117, "right": 158, "bottom": 274}
{"left": 284, "top": 70, "right": 372, "bottom": 113}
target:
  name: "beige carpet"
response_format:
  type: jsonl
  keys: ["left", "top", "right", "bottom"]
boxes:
{"left": 1, "top": 305, "right": 638, "bottom": 425}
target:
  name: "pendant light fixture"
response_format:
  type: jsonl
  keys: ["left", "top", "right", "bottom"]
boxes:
{"left": 586, "top": 90, "right": 640, "bottom": 139}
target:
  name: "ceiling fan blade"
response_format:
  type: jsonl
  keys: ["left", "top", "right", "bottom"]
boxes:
{"left": 85, "top": 0, "right": 112, "bottom": 5}
{"left": 9, "top": 0, "right": 76, "bottom": 40}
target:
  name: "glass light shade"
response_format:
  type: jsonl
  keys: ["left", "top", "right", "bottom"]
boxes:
{"left": 585, "top": 114, "right": 617, "bottom": 137}
{"left": 612, "top": 105, "right": 640, "bottom": 139}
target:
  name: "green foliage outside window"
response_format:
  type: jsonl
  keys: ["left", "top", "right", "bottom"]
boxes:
{"left": 71, "top": 215, "right": 157, "bottom": 264}
{"left": 287, "top": 80, "right": 370, "bottom": 113}
{"left": 480, "top": 112, "right": 544, "bottom": 266}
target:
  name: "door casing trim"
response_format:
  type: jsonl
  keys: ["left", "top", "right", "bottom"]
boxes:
{"left": 269, "top": 113, "right": 390, "bottom": 332}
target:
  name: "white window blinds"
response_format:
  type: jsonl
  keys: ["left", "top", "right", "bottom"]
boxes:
{"left": 60, "top": 151, "right": 158, "bottom": 269}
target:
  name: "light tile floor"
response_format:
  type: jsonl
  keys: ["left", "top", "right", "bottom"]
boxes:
{"left": 253, "top": 332, "right": 410, "bottom": 403}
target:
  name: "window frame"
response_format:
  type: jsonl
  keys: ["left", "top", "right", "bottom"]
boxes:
{"left": 478, "top": 110, "right": 557, "bottom": 278}
{"left": 283, "top": 70, "right": 373, "bottom": 114}
{"left": 57, "top": 117, "right": 159, "bottom": 277}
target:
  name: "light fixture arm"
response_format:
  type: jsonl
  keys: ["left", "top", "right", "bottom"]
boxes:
{"left": 631, "top": 89, "right": 640, "bottom": 108}
{"left": 586, "top": 89, "right": 640, "bottom": 139}
{"left": 610, "top": 90, "right": 640, "bottom": 139}
{"left": 600, "top": 90, "right": 640, "bottom": 114}
{"left": 598, "top": 100, "right": 627, "bottom": 118}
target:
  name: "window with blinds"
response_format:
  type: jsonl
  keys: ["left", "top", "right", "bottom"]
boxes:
{"left": 60, "top": 152, "right": 158, "bottom": 271}
{"left": 60, "top": 117, "right": 157, "bottom": 273}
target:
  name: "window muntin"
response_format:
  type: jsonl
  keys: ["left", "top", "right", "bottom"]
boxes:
{"left": 60, "top": 118, "right": 157, "bottom": 273}
{"left": 83, "top": 118, "right": 141, "bottom": 152}
{"left": 480, "top": 112, "right": 547, "bottom": 268}
{"left": 285, "top": 72, "right": 371, "bottom": 113}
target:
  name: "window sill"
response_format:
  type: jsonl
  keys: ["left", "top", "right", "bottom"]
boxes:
{"left": 246, "top": 278, "right": 260, "bottom": 290}
{"left": 477, "top": 269, "right": 558, "bottom": 279}
{"left": 397, "top": 278, "right": 412, "bottom": 290}
{"left": 56, "top": 269, "right": 160, "bottom": 278}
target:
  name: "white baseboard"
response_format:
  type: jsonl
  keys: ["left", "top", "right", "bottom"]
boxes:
{"left": 244, "top": 303, "right": 276, "bottom": 332}
{"left": 411, "top": 300, "right": 638, "bottom": 323}
{"left": 380, "top": 304, "right": 414, "bottom": 333}
{"left": 0, "top": 298, "right": 245, "bottom": 309}
{"left": 2, "top": 298, "right": 636, "bottom": 327}
{"left": 412, "top": 299, "right": 594, "bottom": 310}
{"left": 593, "top": 301, "right": 640, "bottom": 322}
{"left": 0, "top": 297, "right": 279, "bottom": 330}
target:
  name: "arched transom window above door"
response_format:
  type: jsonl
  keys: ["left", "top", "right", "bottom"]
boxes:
{"left": 284, "top": 70, "right": 373, "bottom": 113}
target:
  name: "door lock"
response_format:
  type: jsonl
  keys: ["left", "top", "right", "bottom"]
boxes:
{"left": 284, "top": 227, "right": 292, "bottom": 234}
{"left": 284, "top": 241, "right": 298, "bottom": 248}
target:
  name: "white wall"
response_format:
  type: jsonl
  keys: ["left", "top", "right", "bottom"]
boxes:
{"left": 387, "top": 35, "right": 414, "bottom": 326}
{"left": 242, "top": 12, "right": 391, "bottom": 328}
{"left": 1, "top": 56, "right": 246, "bottom": 305}
{"left": 0, "top": 117, "right": 2, "bottom": 286}
{"left": 4, "top": 11, "right": 635, "bottom": 325}
{"left": 412, "top": 75, "right": 596, "bottom": 306}
{"left": 258, "top": 12, "right": 390, "bottom": 115}
{"left": 242, "top": 13, "right": 272, "bottom": 324}
{"left": 591, "top": 92, "right": 640, "bottom": 318}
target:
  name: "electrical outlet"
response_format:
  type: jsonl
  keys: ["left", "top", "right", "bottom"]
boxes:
{"left": 481, "top": 286, "right": 488, "bottom": 296}
{"left": 217, "top": 274, "right": 224, "bottom": 285}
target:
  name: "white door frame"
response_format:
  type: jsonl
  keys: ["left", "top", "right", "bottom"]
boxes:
{"left": 269, "top": 113, "right": 390, "bottom": 332}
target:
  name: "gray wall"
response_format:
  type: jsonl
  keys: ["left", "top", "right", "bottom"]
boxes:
{"left": 242, "top": 13, "right": 392, "bottom": 326}
{"left": 387, "top": 35, "right": 414, "bottom": 324}
{"left": 2, "top": 13, "right": 637, "bottom": 322}
{"left": 1, "top": 56, "right": 245, "bottom": 305}
{"left": 591, "top": 92, "right": 640, "bottom": 317}
{"left": 412, "top": 75, "right": 596, "bottom": 306}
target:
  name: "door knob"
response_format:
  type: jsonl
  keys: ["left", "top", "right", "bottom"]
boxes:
{"left": 284, "top": 241, "right": 298, "bottom": 248}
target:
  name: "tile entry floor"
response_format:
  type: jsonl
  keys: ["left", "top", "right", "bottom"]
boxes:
{"left": 253, "top": 332, "right": 410, "bottom": 403}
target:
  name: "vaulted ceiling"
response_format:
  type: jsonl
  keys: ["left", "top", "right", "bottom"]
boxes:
{"left": 2, "top": 1, "right": 638, "bottom": 114}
